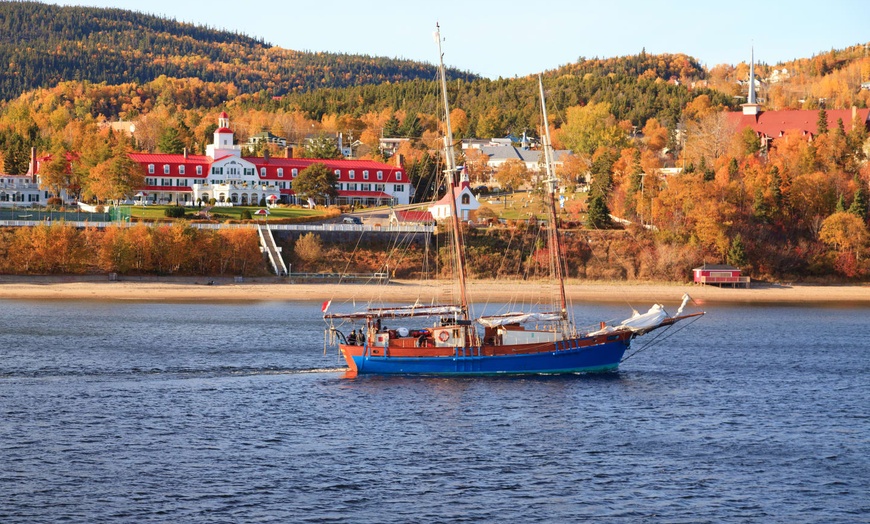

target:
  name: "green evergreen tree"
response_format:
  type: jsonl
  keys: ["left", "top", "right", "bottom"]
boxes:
{"left": 835, "top": 194, "right": 846, "bottom": 213}
{"left": 301, "top": 133, "right": 342, "bottom": 159}
{"left": 728, "top": 157, "right": 739, "bottom": 180}
{"left": 848, "top": 185, "right": 868, "bottom": 219}
{"left": 3, "top": 134, "right": 31, "bottom": 175}
{"left": 726, "top": 234, "right": 748, "bottom": 268}
{"left": 586, "top": 193, "right": 611, "bottom": 229}
{"left": 158, "top": 126, "right": 185, "bottom": 154}
{"left": 383, "top": 115, "right": 400, "bottom": 138}
{"left": 816, "top": 108, "right": 828, "bottom": 135}
{"left": 400, "top": 113, "right": 422, "bottom": 138}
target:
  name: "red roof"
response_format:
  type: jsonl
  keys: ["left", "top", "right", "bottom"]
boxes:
{"left": 215, "top": 127, "right": 233, "bottom": 133}
{"left": 433, "top": 181, "right": 472, "bottom": 206}
{"left": 726, "top": 108, "right": 870, "bottom": 139}
{"left": 219, "top": 111, "right": 228, "bottom": 118}
{"left": 396, "top": 210, "right": 433, "bottom": 223}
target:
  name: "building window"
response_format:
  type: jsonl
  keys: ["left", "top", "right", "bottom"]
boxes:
{"left": 164, "top": 165, "right": 170, "bottom": 174}
{"left": 334, "top": 170, "right": 341, "bottom": 177}
{"left": 260, "top": 167, "right": 266, "bottom": 177}
{"left": 161, "top": 178, "right": 173, "bottom": 186}
{"left": 377, "top": 171, "right": 383, "bottom": 180}
{"left": 462, "top": 194, "right": 470, "bottom": 205}
{"left": 179, "top": 165, "right": 185, "bottom": 175}
{"left": 148, "top": 164, "right": 155, "bottom": 174}
{"left": 363, "top": 170, "right": 369, "bottom": 180}
{"left": 278, "top": 168, "right": 284, "bottom": 177}
{"left": 291, "top": 168, "right": 298, "bottom": 177}
{"left": 349, "top": 170, "right": 355, "bottom": 178}
{"left": 146, "top": 177, "right": 157, "bottom": 186}
{"left": 244, "top": 168, "right": 254, "bottom": 177}
{"left": 348, "top": 183, "right": 358, "bottom": 191}
{"left": 375, "top": 184, "right": 385, "bottom": 192}
{"left": 176, "top": 179, "right": 188, "bottom": 187}
{"left": 396, "top": 172, "right": 402, "bottom": 181}
{"left": 361, "top": 183, "right": 371, "bottom": 191}
{"left": 212, "top": 167, "right": 223, "bottom": 175}
{"left": 393, "top": 184, "right": 404, "bottom": 192}
{"left": 196, "top": 165, "right": 203, "bottom": 175}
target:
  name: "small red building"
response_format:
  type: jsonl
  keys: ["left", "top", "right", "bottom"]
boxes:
{"left": 693, "top": 264, "right": 750, "bottom": 288}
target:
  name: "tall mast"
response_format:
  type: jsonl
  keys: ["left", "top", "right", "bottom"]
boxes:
{"left": 538, "top": 74, "right": 568, "bottom": 319}
{"left": 435, "top": 23, "right": 469, "bottom": 321}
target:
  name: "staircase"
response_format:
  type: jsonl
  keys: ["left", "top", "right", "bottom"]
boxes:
{"left": 257, "top": 224, "right": 288, "bottom": 276}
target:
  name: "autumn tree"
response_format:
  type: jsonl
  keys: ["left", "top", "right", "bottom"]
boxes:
{"left": 39, "top": 146, "right": 75, "bottom": 199}
{"left": 494, "top": 159, "right": 528, "bottom": 191}
{"left": 294, "top": 232, "right": 323, "bottom": 265}
{"left": 293, "top": 162, "right": 338, "bottom": 204}
{"left": 86, "top": 140, "right": 145, "bottom": 203}
{"left": 158, "top": 126, "right": 185, "bottom": 154}
{"left": 559, "top": 102, "right": 627, "bottom": 157}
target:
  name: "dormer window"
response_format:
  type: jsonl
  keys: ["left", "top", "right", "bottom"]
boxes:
{"left": 278, "top": 168, "right": 284, "bottom": 177}
{"left": 260, "top": 167, "right": 266, "bottom": 177}
{"left": 291, "top": 168, "right": 298, "bottom": 177}
{"left": 164, "top": 165, "right": 170, "bottom": 174}
{"left": 148, "top": 164, "right": 155, "bottom": 174}
{"left": 396, "top": 172, "right": 402, "bottom": 181}
{"left": 377, "top": 171, "right": 383, "bottom": 180}
{"left": 196, "top": 165, "right": 203, "bottom": 175}
{"left": 363, "top": 170, "right": 369, "bottom": 180}
{"left": 179, "top": 165, "right": 185, "bottom": 175}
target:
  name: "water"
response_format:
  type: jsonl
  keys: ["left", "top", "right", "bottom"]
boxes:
{"left": 0, "top": 299, "right": 867, "bottom": 523}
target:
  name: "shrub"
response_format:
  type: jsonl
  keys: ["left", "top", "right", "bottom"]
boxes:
{"left": 208, "top": 198, "right": 217, "bottom": 205}
{"left": 46, "top": 197, "right": 63, "bottom": 208}
{"left": 240, "top": 209, "right": 253, "bottom": 220}
{"left": 259, "top": 197, "right": 267, "bottom": 206}
{"left": 164, "top": 206, "right": 186, "bottom": 218}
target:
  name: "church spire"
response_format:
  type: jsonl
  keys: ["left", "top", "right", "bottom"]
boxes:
{"left": 741, "top": 46, "right": 761, "bottom": 116}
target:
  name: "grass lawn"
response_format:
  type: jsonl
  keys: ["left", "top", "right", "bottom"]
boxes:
{"left": 476, "top": 190, "right": 587, "bottom": 221}
{"left": 124, "top": 205, "right": 329, "bottom": 221}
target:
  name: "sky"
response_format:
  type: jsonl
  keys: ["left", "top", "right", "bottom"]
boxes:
{"left": 51, "top": 0, "right": 869, "bottom": 79}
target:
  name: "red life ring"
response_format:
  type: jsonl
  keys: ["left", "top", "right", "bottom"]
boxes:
{"left": 438, "top": 331, "right": 450, "bottom": 342}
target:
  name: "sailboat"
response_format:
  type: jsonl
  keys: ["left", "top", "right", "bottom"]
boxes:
{"left": 322, "top": 24, "right": 703, "bottom": 376}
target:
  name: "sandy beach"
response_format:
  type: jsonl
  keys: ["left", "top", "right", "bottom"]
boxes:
{"left": 0, "top": 275, "right": 867, "bottom": 305}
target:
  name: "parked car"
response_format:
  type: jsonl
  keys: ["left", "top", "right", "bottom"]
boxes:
{"left": 342, "top": 216, "right": 362, "bottom": 224}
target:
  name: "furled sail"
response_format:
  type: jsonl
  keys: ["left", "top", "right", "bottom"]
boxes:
{"left": 324, "top": 304, "right": 462, "bottom": 320}
{"left": 476, "top": 312, "right": 563, "bottom": 328}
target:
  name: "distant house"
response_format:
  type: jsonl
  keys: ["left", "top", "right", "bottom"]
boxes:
{"left": 247, "top": 130, "right": 287, "bottom": 148}
{"left": 428, "top": 170, "right": 480, "bottom": 221}
{"left": 693, "top": 264, "right": 750, "bottom": 288}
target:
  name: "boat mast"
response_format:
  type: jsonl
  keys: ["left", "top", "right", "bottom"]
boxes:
{"left": 435, "top": 23, "right": 470, "bottom": 321}
{"left": 538, "top": 74, "right": 568, "bottom": 319}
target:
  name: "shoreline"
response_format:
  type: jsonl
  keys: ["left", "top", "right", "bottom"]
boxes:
{"left": 0, "top": 275, "right": 868, "bottom": 305}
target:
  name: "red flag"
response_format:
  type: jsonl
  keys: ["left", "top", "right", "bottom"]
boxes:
{"left": 321, "top": 300, "right": 332, "bottom": 313}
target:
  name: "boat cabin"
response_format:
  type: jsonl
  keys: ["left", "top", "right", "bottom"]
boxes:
{"left": 693, "top": 264, "right": 750, "bottom": 288}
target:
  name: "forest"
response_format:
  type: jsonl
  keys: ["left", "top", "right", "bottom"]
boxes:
{"left": 0, "top": 4, "right": 868, "bottom": 281}
{"left": 0, "top": 1, "right": 474, "bottom": 101}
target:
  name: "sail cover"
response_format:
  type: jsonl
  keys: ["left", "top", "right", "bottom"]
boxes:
{"left": 324, "top": 304, "right": 462, "bottom": 320}
{"left": 476, "top": 312, "right": 563, "bottom": 328}
{"left": 617, "top": 304, "right": 669, "bottom": 332}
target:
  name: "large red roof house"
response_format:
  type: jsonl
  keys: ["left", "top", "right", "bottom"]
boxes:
{"left": 128, "top": 112, "right": 413, "bottom": 207}
{"left": 725, "top": 49, "right": 870, "bottom": 149}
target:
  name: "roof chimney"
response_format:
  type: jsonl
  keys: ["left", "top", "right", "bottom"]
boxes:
{"left": 286, "top": 146, "right": 293, "bottom": 159}
{"left": 396, "top": 153, "right": 404, "bottom": 168}
{"left": 263, "top": 148, "right": 269, "bottom": 161}
{"left": 183, "top": 147, "right": 189, "bottom": 159}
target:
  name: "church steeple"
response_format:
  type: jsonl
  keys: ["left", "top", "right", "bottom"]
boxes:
{"left": 742, "top": 47, "right": 761, "bottom": 116}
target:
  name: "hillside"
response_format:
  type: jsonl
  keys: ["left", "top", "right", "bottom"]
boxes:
{"left": 0, "top": 1, "right": 476, "bottom": 101}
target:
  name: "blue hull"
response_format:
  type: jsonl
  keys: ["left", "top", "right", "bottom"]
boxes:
{"left": 352, "top": 338, "right": 630, "bottom": 376}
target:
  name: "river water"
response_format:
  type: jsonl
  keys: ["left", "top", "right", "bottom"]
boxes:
{"left": 0, "top": 299, "right": 867, "bottom": 523}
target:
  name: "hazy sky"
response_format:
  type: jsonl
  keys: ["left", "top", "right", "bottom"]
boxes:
{"left": 51, "top": 0, "right": 869, "bottom": 79}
